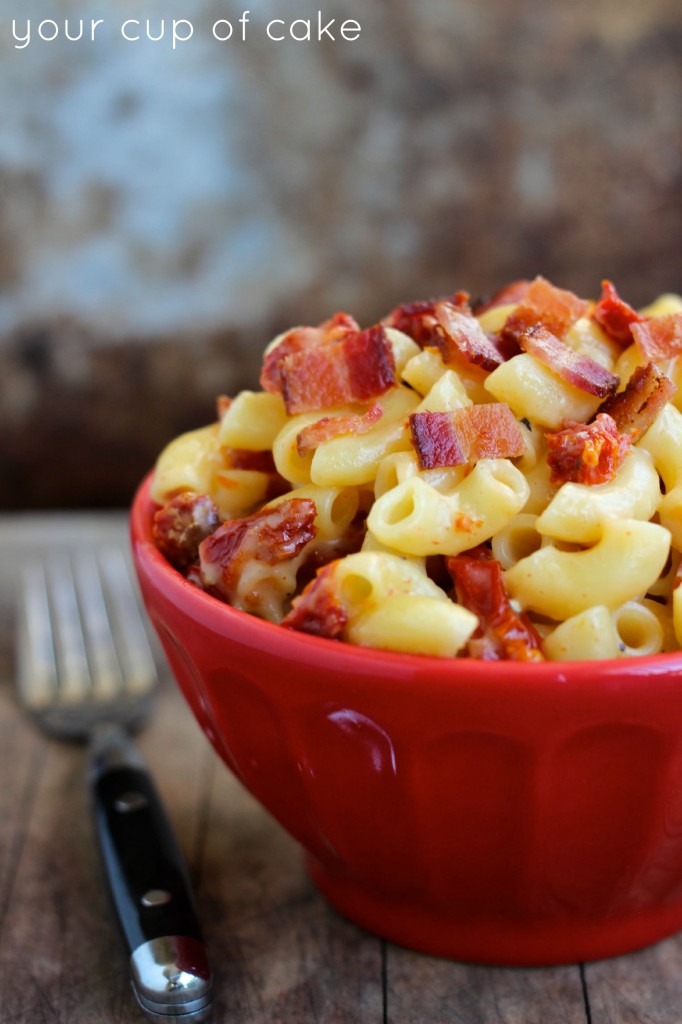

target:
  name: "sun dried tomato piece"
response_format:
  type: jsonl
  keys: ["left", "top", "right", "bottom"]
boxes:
{"left": 447, "top": 552, "right": 545, "bottom": 661}
{"left": 592, "top": 280, "right": 644, "bottom": 344}
{"left": 282, "top": 563, "right": 348, "bottom": 639}
{"left": 280, "top": 325, "right": 396, "bottom": 414}
{"left": 545, "top": 414, "right": 632, "bottom": 486}
{"left": 153, "top": 492, "right": 221, "bottom": 570}
{"left": 597, "top": 362, "right": 676, "bottom": 438}
{"left": 409, "top": 404, "right": 525, "bottom": 469}
{"left": 519, "top": 324, "right": 619, "bottom": 397}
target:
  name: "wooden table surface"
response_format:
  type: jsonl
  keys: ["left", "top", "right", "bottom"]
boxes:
{"left": 3, "top": 514, "right": 682, "bottom": 1024}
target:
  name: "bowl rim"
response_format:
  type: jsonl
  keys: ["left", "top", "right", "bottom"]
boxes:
{"left": 130, "top": 472, "right": 682, "bottom": 685}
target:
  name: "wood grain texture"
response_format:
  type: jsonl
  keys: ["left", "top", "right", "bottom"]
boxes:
{"left": 197, "top": 752, "right": 385, "bottom": 1023}
{"left": 0, "top": 680, "right": 211, "bottom": 1024}
{"left": 0, "top": 595, "right": 46, "bottom": 942}
{"left": 386, "top": 946, "right": 588, "bottom": 1024}
{"left": 584, "top": 935, "right": 682, "bottom": 1024}
{"left": 4, "top": 514, "right": 682, "bottom": 1022}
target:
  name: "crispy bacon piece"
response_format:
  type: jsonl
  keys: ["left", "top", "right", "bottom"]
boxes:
{"left": 545, "top": 414, "right": 632, "bottom": 486}
{"left": 199, "top": 498, "right": 317, "bottom": 599}
{"left": 384, "top": 290, "right": 470, "bottom": 348}
{"left": 153, "top": 492, "right": 221, "bottom": 570}
{"left": 502, "top": 276, "right": 589, "bottom": 345}
{"left": 434, "top": 301, "right": 506, "bottom": 372}
{"left": 296, "top": 403, "right": 384, "bottom": 456}
{"left": 472, "top": 279, "right": 531, "bottom": 315}
{"left": 592, "top": 280, "right": 644, "bottom": 344}
{"left": 260, "top": 312, "right": 360, "bottom": 393}
{"left": 223, "top": 448, "right": 277, "bottom": 472}
{"left": 597, "top": 361, "right": 676, "bottom": 438}
{"left": 631, "top": 313, "right": 682, "bottom": 362}
{"left": 280, "top": 325, "right": 396, "bottom": 414}
{"left": 409, "top": 404, "right": 525, "bottom": 469}
{"left": 447, "top": 549, "right": 545, "bottom": 661}
{"left": 520, "top": 324, "right": 620, "bottom": 397}
{"left": 281, "top": 563, "right": 348, "bottom": 639}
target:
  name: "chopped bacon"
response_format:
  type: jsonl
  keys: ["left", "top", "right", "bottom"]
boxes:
{"left": 502, "top": 276, "right": 589, "bottom": 345}
{"left": 280, "top": 325, "right": 396, "bottom": 414}
{"left": 223, "top": 448, "right": 277, "bottom": 472}
{"left": 260, "top": 312, "right": 360, "bottom": 393}
{"left": 631, "top": 313, "right": 682, "bottom": 362}
{"left": 592, "top": 280, "right": 644, "bottom": 344}
{"left": 434, "top": 301, "right": 506, "bottom": 372}
{"left": 597, "top": 361, "right": 676, "bottom": 438}
{"left": 199, "top": 498, "right": 317, "bottom": 600}
{"left": 153, "top": 492, "right": 221, "bottom": 570}
{"left": 296, "top": 403, "right": 384, "bottom": 456}
{"left": 447, "top": 550, "right": 545, "bottom": 661}
{"left": 472, "top": 280, "right": 531, "bottom": 315}
{"left": 409, "top": 405, "right": 525, "bottom": 469}
{"left": 384, "top": 290, "right": 470, "bottom": 348}
{"left": 281, "top": 563, "right": 348, "bottom": 639}
{"left": 519, "top": 323, "right": 620, "bottom": 397}
{"left": 545, "top": 414, "right": 632, "bottom": 486}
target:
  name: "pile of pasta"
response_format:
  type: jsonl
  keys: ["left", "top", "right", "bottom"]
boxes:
{"left": 150, "top": 277, "right": 682, "bottom": 661}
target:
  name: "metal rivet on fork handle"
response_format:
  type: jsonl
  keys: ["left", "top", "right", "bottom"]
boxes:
{"left": 141, "top": 890, "right": 173, "bottom": 908}
{"left": 16, "top": 547, "right": 213, "bottom": 1023}
{"left": 115, "top": 791, "right": 149, "bottom": 813}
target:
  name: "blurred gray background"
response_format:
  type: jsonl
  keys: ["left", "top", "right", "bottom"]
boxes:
{"left": 1, "top": 0, "right": 680, "bottom": 508}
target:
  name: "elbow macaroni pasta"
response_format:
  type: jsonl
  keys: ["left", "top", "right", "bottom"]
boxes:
{"left": 150, "top": 423, "right": 274, "bottom": 518}
{"left": 484, "top": 354, "right": 603, "bottom": 429}
{"left": 504, "top": 519, "right": 670, "bottom": 620}
{"left": 367, "top": 459, "right": 530, "bottom": 556}
{"left": 321, "top": 552, "right": 478, "bottom": 656}
{"left": 309, "top": 387, "right": 420, "bottom": 487}
{"left": 150, "top": 280, "right": 682, "bottom": 662}
{"left": 535, "top": 448, "right": 661, "bottom": 545}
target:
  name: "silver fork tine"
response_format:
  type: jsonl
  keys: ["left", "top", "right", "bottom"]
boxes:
{"left": 47, "top": 550, "right": 92, "bottom": 703}
{"left": 16, "top": 544, "right": 213, "bottom": 1021}
{"left": 98, "top": 547, "right": 157, "bottom": 696}
{"left": 72, "top": 548, "right": 124, "bottom": 702}
{"left": 18, "top": 562, "right": 58, "bottom": 711}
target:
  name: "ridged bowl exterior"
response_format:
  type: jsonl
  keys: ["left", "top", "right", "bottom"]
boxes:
{"left": 132, "top": 476, "right": 682, "bottom": 965}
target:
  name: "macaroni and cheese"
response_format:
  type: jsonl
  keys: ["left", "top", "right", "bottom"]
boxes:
{"left": 150, "top": 277, "right": 682, "bottom": 662}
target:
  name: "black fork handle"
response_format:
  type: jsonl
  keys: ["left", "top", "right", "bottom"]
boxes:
{"left": 89, "top": 724, "right": 212, "bottom": 1022}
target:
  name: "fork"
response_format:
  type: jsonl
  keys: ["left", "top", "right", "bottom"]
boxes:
{"left": 16, "top": 546, "right": 213, "bottom": 1023}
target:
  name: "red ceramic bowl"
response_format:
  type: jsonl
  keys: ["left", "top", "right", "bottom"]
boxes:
{"left": 131, "top": 474, "right": 682, "bottom": 966}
